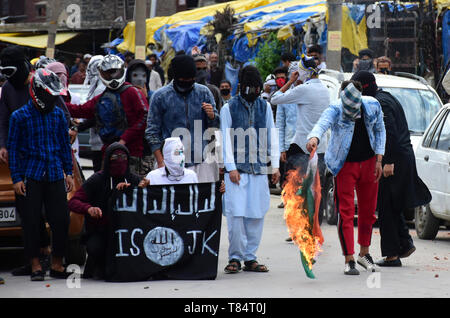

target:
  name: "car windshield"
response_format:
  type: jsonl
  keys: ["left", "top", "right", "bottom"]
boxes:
{"left": 380, "top": 87, "right": 442, "bottom": 135}
{"left": 68, "top": 85, "right": 90, "bottom": 104}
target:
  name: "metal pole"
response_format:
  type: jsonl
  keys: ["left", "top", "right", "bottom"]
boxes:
{"left": 135, "top": 0, "right": 147, "bottom": 60}
{"left": 326, "top": 0, "right": 343, "bottom": 71}
{"left": 46, "top": 0, "right": 61, "bottom": 58}
{"left": 150, "top": 0, "right": 157, "bottom": 18}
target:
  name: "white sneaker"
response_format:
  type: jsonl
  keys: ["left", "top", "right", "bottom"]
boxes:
{"left": 344, "top": 261, "right": 360, "bottom": 275}
{"left": 357, "top": 254, "right": 377, "bottom": 272}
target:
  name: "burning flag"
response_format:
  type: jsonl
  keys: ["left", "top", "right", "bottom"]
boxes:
{"left": 282, "top": 150, "right": 324, "bottom": 279}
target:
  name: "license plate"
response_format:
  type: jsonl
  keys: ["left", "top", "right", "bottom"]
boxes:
{"left": 0, "top": 207, "right": 16, "bottom": 222}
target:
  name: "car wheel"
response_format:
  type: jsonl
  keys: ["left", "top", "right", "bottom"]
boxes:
{"left": 324, "top": 177, "right": 337, "bottom": 225}
{"left": 66, "top": 237, "right": 87, "bottom": 266}
{"left": 415, "top": 204, "right": 440, "bottom": 240}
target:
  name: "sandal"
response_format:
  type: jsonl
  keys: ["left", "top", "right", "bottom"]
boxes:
{"left": 243, "top": 260, "right": 269, "bottom": 272}
{"left": 224, "top": 259, "right": 241, "bottom": 274}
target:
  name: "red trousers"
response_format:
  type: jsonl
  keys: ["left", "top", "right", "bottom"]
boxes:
{"left": 335, "top": 156, "right": 378, "bottom": 256}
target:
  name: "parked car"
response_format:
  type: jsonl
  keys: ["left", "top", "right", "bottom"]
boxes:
{"left": 68, "top": 84, "right": 91, "bottom": 158}
{"left": 318, "top": 71, "right": 444, "bottom": 225}
{"left": 414, "top": 103, "right": 450, "bottom": 239}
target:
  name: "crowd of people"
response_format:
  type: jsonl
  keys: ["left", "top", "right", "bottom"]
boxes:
{"left": 0, "top": 43, "right": 432, "bottom": 283}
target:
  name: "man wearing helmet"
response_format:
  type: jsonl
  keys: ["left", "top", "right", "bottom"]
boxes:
{"left": 0, "top": 47, "right": 71, "bottom": 277}
{"left": 66, "top": 54, "right": 149, "bottom": 176}
{"left": 7, "top": 68, "right": 74, "bottom": 281}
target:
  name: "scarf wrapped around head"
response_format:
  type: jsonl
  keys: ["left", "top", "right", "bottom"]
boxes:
{"left": 163, "top": 137, "right": 186, "bottom": 181}
{"left": 46, "top": 62, "right": 68, "bottom": 88}
{"left": 341, "top": 82, "right": 362, "bottom": 121}
{"left": 84, "top": 55, "right": 105, "bottom": 99}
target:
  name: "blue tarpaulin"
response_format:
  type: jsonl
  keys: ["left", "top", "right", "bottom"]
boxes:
{"left": 444, "top": 10, "right": 450, "bottom": 67}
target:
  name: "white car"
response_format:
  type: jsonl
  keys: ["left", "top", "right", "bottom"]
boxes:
{"left": 414, "top": 103, "right": 450, "bottom": 239}
{"left": 318, "top": 70, "right": 444, "bottom": 225}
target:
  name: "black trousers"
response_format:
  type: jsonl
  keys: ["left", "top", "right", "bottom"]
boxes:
{"left": 378, "top": 182, "right": 413, "bottom": 257}
{"left": 17, "top": 179, "right": 69, "bottom": 259}
{"left": 83, "top": 229, "right": 107, "bottom": 278}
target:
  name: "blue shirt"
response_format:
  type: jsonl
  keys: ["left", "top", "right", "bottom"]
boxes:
{"left": 275, "top": 103, "right": 297, "bottom": 152}
{"left": 307, "top": 96, "right": 386, "bottom": 176}
{"left": 7, "top": 100, "right": 73, "bottom": 184}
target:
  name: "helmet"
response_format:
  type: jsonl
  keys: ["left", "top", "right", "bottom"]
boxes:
{"left": 30, "top": 68, "right": 66, "bottom": 113}
{"left": 97, "top": 54, "right": 125, "bottom": 90}
{"left": 35, "top": 56, "right": 56, "bottom": 69}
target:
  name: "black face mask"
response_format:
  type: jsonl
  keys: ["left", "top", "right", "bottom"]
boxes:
{"left": 195, "top": 69, "right": 208, "bottom": 85}
{"left": 241, "top": 86, "right": 260, "bottom": 103}
{"left": 174, "top": 78, "right": 195, "bottom": 95}
{"left": 379, "top": 68, "right": 389, "bottom": 75}
{"left": 357, "top": 59, "right": 374, "bottom": 71}
{"left": 220, "top": 88, "right": 230, "bottom": 96}
{"left": 8, "top": 61, "right": 30, "bottom": 89}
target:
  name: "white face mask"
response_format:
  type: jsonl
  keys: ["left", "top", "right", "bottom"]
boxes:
{"left": 163, "top": 138, "right": 185, "bottom": 181}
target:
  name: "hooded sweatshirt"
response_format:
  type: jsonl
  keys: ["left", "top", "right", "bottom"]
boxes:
{"left": 68, "top": 143, "right": 140, "bottom": 229}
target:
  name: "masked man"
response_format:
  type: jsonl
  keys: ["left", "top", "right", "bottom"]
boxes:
{"left": 7, "top": 69, "right": 74, "bottom": 281}
{"left": 68, "top": 142, "right": 142, "bottom": 279}
{"left": 221, "top": 65, "right": 280, "bottom": 274}
{"left": 146, "top": 54, "right": 220, "bottom": 183}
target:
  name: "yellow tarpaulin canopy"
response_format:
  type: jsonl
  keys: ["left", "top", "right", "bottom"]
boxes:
{"left": 0, "top": 32, "right": 79, "bottom": 48}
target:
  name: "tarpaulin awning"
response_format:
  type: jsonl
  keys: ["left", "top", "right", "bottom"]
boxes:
{"left": 0, "top": 32, "right": 79, "bottom": 48}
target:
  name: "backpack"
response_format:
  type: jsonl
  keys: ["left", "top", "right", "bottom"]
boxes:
{"left": 95, "top": 84, "right": 132, "bottom": 144}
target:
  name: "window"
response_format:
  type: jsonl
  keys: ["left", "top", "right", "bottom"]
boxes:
{"left": 436, "top": 112, "right": 450, "bottom": 151}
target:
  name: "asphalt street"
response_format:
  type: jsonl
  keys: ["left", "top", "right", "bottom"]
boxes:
{"left": 0, "top": 190, "right": 449, "bottom": 298}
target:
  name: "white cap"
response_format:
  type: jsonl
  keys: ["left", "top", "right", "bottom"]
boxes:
{"left": 83, "top": 54, "right": 92, "bottom": 60}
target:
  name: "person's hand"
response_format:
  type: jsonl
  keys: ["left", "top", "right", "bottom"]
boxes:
{"left": 306, "top": 137, "right": 318, "bottom": 153}
{"left": 289, "top": 71, "right": 299, "bottom": 83}
{"left": 119, "top": 139, "right": 126, "bottom": 145}
{"left": 271, "top": 168, "right": 280, "bottom": 185}
{"left": 202, "top": 103, "right": 215, "bottom": 120}
{"left": 280, "top": 152, "right": 287, "bottom": 163}
{"left": 116, "top": 182, "right": 131, "bottom": 191}
{"left": 0, "top": 147, "right": 8, "bottom": 164}
{"left": 69, "top": 129, "right": 78, "bottom": 144}
{"left": 13, "top": 181, "right": 26, "bottom": 196}
{"left": 139, "top": 179, "right": 150, "bottom": 188}
{"left": 383, "top": 163, "right": 394, "bottom": 178}
{"left": 264, "top": 84, "right": 271, "bottom": 94}
{"left": 87, "top": 207, "right": 103, "bottom": 219}
{"left": 219, "top": 180, "right": 225, "bottom": 193}
{"left": 65, "top": 175, "right": 74, "bottom": 192}
{"left": 374, "top": 161, "right": 383, "bottom": 183}
{"left": 229, "top": 170, "right": 240, "bottom": 185}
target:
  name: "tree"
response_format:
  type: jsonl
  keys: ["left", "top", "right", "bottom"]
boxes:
{"left": 252, "top": 32, "right": 283, "bottom": 81}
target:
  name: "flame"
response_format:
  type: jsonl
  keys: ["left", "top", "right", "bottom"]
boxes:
{"left": 282, "top": 167, "right": 323, "bottom": 270}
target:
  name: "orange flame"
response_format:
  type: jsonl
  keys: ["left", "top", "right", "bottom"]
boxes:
{"left": 282, "top": 168, "right": 324, "bottom": 270}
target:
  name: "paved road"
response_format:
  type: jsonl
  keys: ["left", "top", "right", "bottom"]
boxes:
{"left": 0, "top": 193, "right": 449, "bottom": 298}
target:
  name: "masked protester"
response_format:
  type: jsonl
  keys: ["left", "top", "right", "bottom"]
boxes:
{"left": 306, "top": 80, "right": 386, "bottom": 275}
{"left": 139, "top": 137, "right": 198, "bottom": 186}
{"left": 146, "top": 54, "right": 220, "bottom": 183}
{"left": 351, "top": 71, "right": 431, "bottom": 267}
{"left": 209, "top": 52, "right": 224, "bottom": 88}
{"left": 271, "top": 55, "right": 329, "bottom": 222}
{"left": 7, "top": 69, "right": 74, "bottom": 281}
{"left": 0, "top": 46, "right": 71, "bottom": 277}
{"left": 353, "top": 49, "right": 376, "bottom": 73}
{"left": 68, "top": 143, "right": 143, "bottom": 279}
{"left": 219, "top": 80, "right": 232, "bottom": 104}
{"left": 220, "top": 65, "right": 280, "bottom": 274}
{"left": 194, "top": 54, "right": 222, "bottom": 111}
{"left": 65, "top": 54, "right": 149, "bottom": 177}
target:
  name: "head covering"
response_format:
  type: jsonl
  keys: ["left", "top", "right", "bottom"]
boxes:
{"left": 239, "top": 65, "right": 263, "bottom": 103}
{"left": 84, "top": 54, "right": 92, "bottom": 60}
{"left": 103, "top": 142, "right": 130, "bottom": 182}
{"left": 351, "top": 71, "right": 378, "bottom": 97}
{"left": 171, "top": 55, "right": 196, "bottom": 79}
{"left": 297, "top": 54, "right": 318, "bottom": 83}
{"left": 163, "top": 137, "right": 186, "bottom": 181}
{"left": 0, "top": 45, "right": 31, "bottom": 89}
{"left": 193, "top": 54, "right": 207, "bottom": 63}
{"left": 125, "top": 59, "right": 150, "bottom": 88}
{"left": 341, "top": 82, "right": 362, "bottom": 121}
{"left": 30, "top": 68, "right": 66, "bottom": 114}
{"left": 46, "top": 62, "right": 68, "bottom": 88}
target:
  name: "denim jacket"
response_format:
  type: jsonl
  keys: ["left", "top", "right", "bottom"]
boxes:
{"left": 146, "top": 81, "right": 219, "bottom": 165}
{"left": 307, "top": 96, "right": 386, "bottom": 176}
{"left": 221, "top": 96, "right": 280, "bottom": 175}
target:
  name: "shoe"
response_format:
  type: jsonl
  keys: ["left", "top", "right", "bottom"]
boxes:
{"left": 30, "top": 270, "right": 45, "bottom": 281}
{"left": 357, "top": 254, "right": 377, "bottom": 272}
{"left": 399, "top": 246, "right": 416, "bottom": 259}
{"left": 285, "top": 237, "right": 293, "bottom": 242}
{"left": 344, "top": 261, "right": 360, "bottom": 275}
{"left": 376, "top": 258, "right": 402, "bottom": 267}
{"left": 49, "top": 268, "right": 71, "bottom": 279}
{"left": 12, "top": 264, "right": 31, "bottom": 276}
{"left": 278, "top": 202, "right": 285, "bottom": 209}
